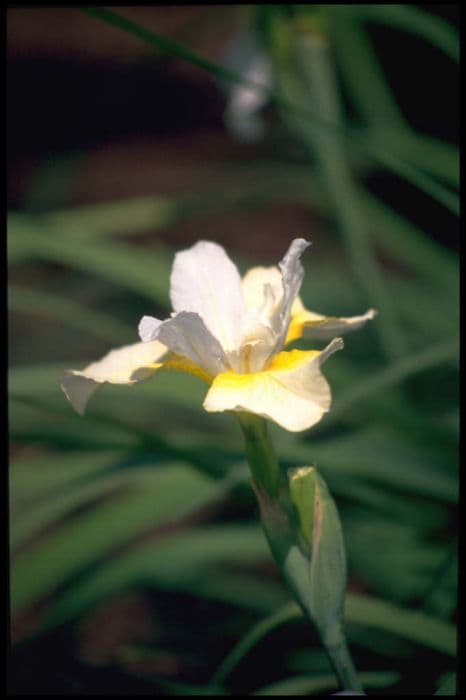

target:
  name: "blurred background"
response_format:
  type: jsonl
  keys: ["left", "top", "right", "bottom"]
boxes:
{"left": 8, "top": 5, "right": 459, "bottom": 695}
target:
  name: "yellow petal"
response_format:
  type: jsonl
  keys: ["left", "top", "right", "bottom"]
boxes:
{"left": 203, "top": 338, "right": 343, "bottom": 432}
{"left": 61, "top": 340, "right": 211, "bottom": 415}
{"left": 286, "top": 298, "right": 376, "bottom": 343}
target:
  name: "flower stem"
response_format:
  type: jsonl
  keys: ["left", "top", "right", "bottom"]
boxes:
{"left": 237, "top": 412, "right": 281, "bottom": 499}
{"left": 239, "top": 412, "right": 363, "bottom": 693}
{"left": 324, "top": 624, "right": 364, "bottom": 693}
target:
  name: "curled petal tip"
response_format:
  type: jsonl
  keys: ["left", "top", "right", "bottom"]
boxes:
{"left": 289, "top": 237, "right": 311, "bottom": 254}
{"left": 138, "top": 315, "right": 161, "bottom": 342}
{"left": 319, "top": 336, "right": 344, "bottom": 364}
{"left": 330, "top": 336, "right": 344, "bottom": 352}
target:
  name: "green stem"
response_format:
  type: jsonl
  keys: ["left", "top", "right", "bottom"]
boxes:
{"left": 237, "top": 413, "right": 281, "bottom": 499}
{"left": 239, "top": 412, "right": 363, "bottom": 693}
{"left": 324, "top": 624, "right": 364, "bottom": 693}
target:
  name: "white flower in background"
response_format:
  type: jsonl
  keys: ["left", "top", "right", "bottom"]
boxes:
{"left": 221, "top": 32, "right": 273, "bottom": 143}
{"left": 61, "top": 239, "right": 375, "bottom": 432}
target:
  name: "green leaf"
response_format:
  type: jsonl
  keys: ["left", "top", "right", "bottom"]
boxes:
{"left": 346, "top": 5, "right": 459, "bottom": 62}
{"left": 9, "top": 361, "right": 204, "bottom": 411}
{"left": 210, "top": 603, "right": 298, "bottom": 686}
{"left": 80, "top": 7, "right": 458, "bottom": 215}
{"left": 9, "top": 391, "right": 232, "bottom": 481}
{"left": 331, "top": 340, "right": 459, "bottom": 421}
{"left": 44, "top": 196, "right": 178, "bottom": 238}
{"left": 211, "top": 592, "right": 455, "bottom": 685}
{"left": 282, "top": 428, "right": 458, "bottom": 503}
{"left": 10, "top": 463, "right": 183, "bottom": 549}
{"left": 345, "top": 593, "right": 457, "bottom": 656}
{"left": 423, "top": 547, "right": 458, "bottom": 619}
{"left": 10, "top": 464, "right": 219, "bottom": 614}
{"left": 435, "top": 671, "right": 456, "bottom": 695}
{"left": 9, "top": 451, "right": 121, "bottom": 502}
{"left": 253, "top": 670, "right": 400, "bottom": 695}
{"left": 291, "top": 31, "right": 406, "bottom": 359}
{"left": 345, "top": 517, "right": 446, "bottom": 602}
{"left": 8, "top": 218, "right": 172, "bottom": 304}
{"left": 367, "top": 130, "right": 459, "bottom": 188}
{"left": 329, "top": 10, "right": 406, "bottom": 127}
{"left": 8, "top": 285, "right": 132, "bottom": 344}
{"left": 44, "top": 524, "right": 282, "bottom": 630}
{"left": 360, "top": 188, "right": 459, "bottom": 289}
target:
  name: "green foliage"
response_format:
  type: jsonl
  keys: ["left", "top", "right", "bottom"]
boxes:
{"left": 8, "top": 3, "right": 457, "bottom": 695}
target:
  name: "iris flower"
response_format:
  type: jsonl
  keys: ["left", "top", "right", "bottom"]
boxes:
{"left": 61, "top": 239, "right": 375, "bottom": 431}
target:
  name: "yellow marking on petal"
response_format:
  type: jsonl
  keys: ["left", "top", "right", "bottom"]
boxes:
{"left": 209, "top": 349, "right": 321, "bottom": 387}
{"left": 266, "top": 348, "right": 321, "bottom": 372}
{"left": 161, "top": 355, "right": 212, "bottom": 384}
{"left": 286, "top": 297, "right": 325, "bottom": 344}
{"left": 285, "top": 313, "right": 340, "bottom": 344}
{"left": 285, "top": 299, "right": 376, "bottom": 345}
{"left": 203, "top": 344, "right": 340, "bottom": 432}
{"left": 285, "top": 315, "right": 306, "bottom": 344}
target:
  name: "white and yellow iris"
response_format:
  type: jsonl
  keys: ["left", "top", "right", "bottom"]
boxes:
{"left": 61, "top": 239, "right": 375, "bottom": 432}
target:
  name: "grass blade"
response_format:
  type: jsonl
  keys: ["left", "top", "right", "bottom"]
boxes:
{"left": 211, "top": 591, "right": 455, "bottom": 686}
{"left": 9, "top": 285, "right": 132, "bottom": 344}
{"left": 8, "top": 219, "right": 171, "bottom": 304}
{"left": 331, "top": 339, "right": 459, "bottom": 420}
{"left": 348, "top": 5, "right": 459, "bottom": 62}
{"left": 80, "top": 7, "right": 458, "bottom": 215}
{"left": 253, "top": 670, "right": 400, "bottom": 695}
{"left": 10, "top": 465, "right": 220, "bottom": 614}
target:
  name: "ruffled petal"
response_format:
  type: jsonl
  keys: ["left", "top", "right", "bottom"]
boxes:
{"left": 241, "top": 239, "right": 310, "bottom": 358}
{"left": 276, "top": 238, "right": 311, "bottom": 345}
{"left": 139, "top": 311, "right": 228, "bottom": 377}
{"left": 203, "top": 338, "right": 343, "bottom": 432}
{"left": 287, "top": 298, "right": 377, "bottom": 343}
{"left": 169, "top": 240, "right": 246, "bottom": 353}
{"left": 61, "top": 340, "right": 167, "bottom": 415}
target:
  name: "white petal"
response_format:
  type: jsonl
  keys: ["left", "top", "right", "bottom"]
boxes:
{"left": 221, "top": 32, "right": 271, "bottom": 143}
{"left": 239, "top": 241, "right": 310, "bottom": 368}
{"left": 170, "top": 240, "right": 246, "bottom": 352}
{"left": 61, "top": 340, "right": 167, "bottom": 415}
{"left": 203, "top": 338, "right": 343, "bottom": 432}
{"left": 276, "top": 238, "right": 311, "bottom": 344}
{"left": 229, "top": 322, "right": 276, "bottom": 374}
{"left": 242, "top": 240, "right": 311, "bottom": 342}
{"left": 241, "top": 266, "right": 283, "bottom": 321}
{"left": 139, "top": 315, "right": 162, "bottom": 342}
{"left": 139, "top": 311, "right": 228, "bottom": 377}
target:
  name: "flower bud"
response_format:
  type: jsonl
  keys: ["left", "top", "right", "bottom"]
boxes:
{"left": 289, "top": 466, "right": 347, "bottom": 644}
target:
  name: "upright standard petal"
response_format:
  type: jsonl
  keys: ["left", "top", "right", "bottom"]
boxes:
{"left": 203, "top": 338, "right": 343, "bottom": 432}
{"left": 139, "top": 311, "right": 228, "bottom": 378}
{"left": 286, "top": 298, "right": 377, "bottom": 343}
{"left": 170, "top": 240, "right": 246, "bottom": 353}
{"left": 276, "top": 238, "right": 311, "bottom": 347}
{"left": 61, "top": 340, "right": 167, "bottom": 415}
{"left": 241, "top": 265, "right": 283, "bottom": 323}
{"left": 240, "top": 239, "right": 310, "bottom": 360}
